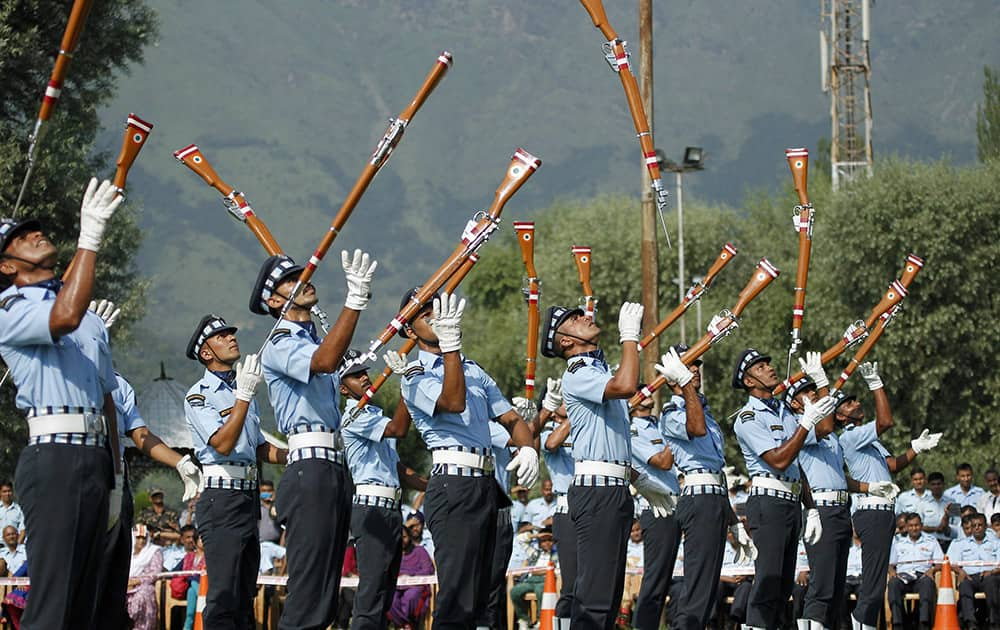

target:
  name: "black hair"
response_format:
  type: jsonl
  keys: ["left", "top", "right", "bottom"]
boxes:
{"left": 0, "top": 480, "right": 12, "bottom": 490}
{"left": 910, "top": 467, "right": 925, "bottom": 477}
{"left": 928, "top": 472, "right": 945, "bottom": 483}
{"left": 956, "top": 462, "right": 974, "bottom": 473}
{"left": 180, "top": 524, "right": 197, "bottom": 535}
{"left": 905, "top": 512, "right": 922, "bottom": 523}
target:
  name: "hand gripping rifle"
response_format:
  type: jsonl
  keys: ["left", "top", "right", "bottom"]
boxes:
{"left": 785, "top": 147, "right": 815, "bottom": 374}
{"left": 362, "top": 148, "right": 542, "bottom": 364}
{"left": 828, "top": 255, "right": 925, "bottom": 395}
{"left": 13, "top": 0, "right": 96, "bottom": 214}
{"left": 773, "top": 253, "right": 924, "bottom": 396}
{"left": 578, "top": 0, "right": 669, "bottom": 218}
{"left": 571, "top": 246, "right": 597, "bottom": 318}
{"left": 629, "top": 258, "right": 781, "bottom": 409}
{"left": 347, "top": 253, "right": 481, "bottom": 416}
{"left": 266, "top": 52, "right": 453, "bottom": 343}
{"left": 637, "top": 243, "right": 738, "bottom": 352}
{"left": 514, "top": 222, "right": 541, "bottom": 399}
{"left": 172, "top": 144, "right": 331, "bottom": 332}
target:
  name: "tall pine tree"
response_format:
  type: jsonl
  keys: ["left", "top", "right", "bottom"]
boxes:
{"left": 0, "top": 0, "right": 157, "bottom": 478}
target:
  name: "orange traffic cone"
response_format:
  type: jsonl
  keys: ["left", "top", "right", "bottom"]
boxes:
{"left": 933, "top": 557, "right": 960, "bottom": 630}
{"left": 193, "top": 570, "right": 209, "bottom": 630}
{"left": 539, "top": 562, "right": 557, "bottom": 630}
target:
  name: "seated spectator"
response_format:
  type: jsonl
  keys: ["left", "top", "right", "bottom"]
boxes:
{"left": 170, "top": 531, "right": 205, "bottom": 630}
{"left": 258, "top": 480, "right": 282, "bottom": 544}
{"left": 924, "top": 472, "right": 955, "bottom": 552}
{"left": 1, "top": 560, "right": 28, "bottom": 629}
{"left": 507, "top": 521, "right": 536, "bottom": 571}
{"left": 949, "top": 513, "right": 1000, "bottom": 630}
{"left": 0, "top": 481, "right": 25, "bottom": 544}
{"left": 992, "top": 513, "right": 1000, "bottom": 540}
{"left": 260, "top": 539, "right": 287, "bottom": 575}
{"left": 977, "top": 468, "right": 1000, "bottom": 522}
{"left": 888, "top": 513, "right": 943, "bottom": 630}
{"left": 719, "top": 526, "right": 754, "bottom": 629}
{"left": 389, "top": 526, "right": 434, "bottom": 628}
{"left": 510, "top": 527, "right": 557, "bottom": 630}
{"left": 162, "top": 524, "right": 196, "bottom": 571}
{"left": 956, "top": 505, "right": 979, "bottom": 540}
{"left": 946, "top": 464, "right": 987, "bottom": 542}
{"left": 896, "top": 468, "right": 932, "bottom": 516}
{"left": 178, "top": 493, "right": 198, "bottom": 528}
{"left": 136, "top": 487, "right": 181, "bottom": 546}
{"left": 405, "top": 511, "right": 435, "bottom": 559}
{"left": 524, "top": 480, "right": 558, "bottom": 528}
{"left": 896, "top": 512, "right": 909, "bottom": 540}
{"left": 0, "top": 525, "right": 26, "bottom": 576}
{"left": 510, "top": 485, "right": 530, "bottom": 528}
{"left": 127, "top": 524, "right": 164, "bottom": 630}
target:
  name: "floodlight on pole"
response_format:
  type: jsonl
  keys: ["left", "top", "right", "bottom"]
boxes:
{"left": 662, "top": 147, "right": 707, "bottom": 344}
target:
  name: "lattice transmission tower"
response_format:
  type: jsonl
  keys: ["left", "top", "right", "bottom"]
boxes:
{"left": 821, "top": 0, "right": 874, "bottom": 190}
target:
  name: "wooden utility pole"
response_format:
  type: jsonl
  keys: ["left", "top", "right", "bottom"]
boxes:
{"left": 638, "top": 0, "right": 660, "bottom": 396}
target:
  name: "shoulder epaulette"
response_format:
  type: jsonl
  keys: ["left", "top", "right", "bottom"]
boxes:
{"left": 567, "top": 359, "right": 585, "bottom": 374}
{"left": 186, "top": 394, "right": 206, "bottom": 407}
{"left": 219, "top": 406, "right": 233, "bottom": 418}
{"left": 403, "top": 365, "right": 425, "bottom": 379}
{"left": 738, "top": 410, "right": 755, "bottom": 423}
{"left": 0, "top": 294, "right": 24, "bottom": 311}
{"left": 661, "top": 403, "right": 678, "bottom": 413}
{"left": 269, "top": 328, "right": 292, "bottom": 344}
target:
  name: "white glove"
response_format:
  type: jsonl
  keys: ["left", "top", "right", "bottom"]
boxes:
{"left": 617, "top": 301, "right": 644, "bottom": 344}
{"left": 798, "top": 394, "right": 836, "bottom": 431}
{"left": 542, "top": 378, "right": 563, "bottom": 412}
{"left": 506, "top": 447, "right": 539, "bottom": 488}
{"left": 175, "top": 455, "right": 202, "bottom": 502}
{"left": 858, "top": 362, "right": 884, "bottom": 391}
{"left": 512, "top": 397, "right": 538, "bottom": 424}
{"left": 730, "top": 522, "right": 757, "bottom": 563}
{"left": 383, "top": 351, "right": 408, "bottom": 375}
{"left": 798, "top": 351, "right": 829, "bottom": 389}
{"left": 431, "top": 292, "right": 465, "bottom": 353}
{"left": 803, "top": 508, "right": 823, "bottom": 545}
{"left": 632, "top": 472, "right": 675, "bottom": 518}
{"left": 78, "top": 178, "right": 124, "bottom": 251}
{"left": 867, "top": 480, "right": 901, "bottom": 499}
{"left": 910, "top": 428, "right": 943, "bottom": 454}
{"left": 108, "top": 473, "right": 123, "bottom": 531}
{"left": 234, "top": 353, "right": 263, "bottom": 402}
{"left": 655, "top": 348, "right": 693, "bottom": 387}
{"left": 342, "top": 249, "right": 378, "bottom": 311}
{"left": 88, "top": 299, "right": 121, "bottom": 330}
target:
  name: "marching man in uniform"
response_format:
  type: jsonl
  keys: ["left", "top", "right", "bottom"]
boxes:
{"left": 251, "top": 249, "right": 376, "bottom": 630}
{"left": 396, "top": 289, "right": 538, "bottom": 629}
{"left": 731, "top": 349, "right": 835, "bottom": 630}
{"left": 0, "top": 179, "right": 124, "bottom": 630}
{"left": 837, "top": 362, "right": 941, "bottom": 630}
{"left": 339, "top": 348, "right": 427, "bottom": 630}
{"left": 184, "top": 314, "right": 286, "bottom": 629}
{"left": 541, "top": 303, "right": 673, "bottom": 629}
{"left": 659, "top": 345, "right": 752, "bottom": 630}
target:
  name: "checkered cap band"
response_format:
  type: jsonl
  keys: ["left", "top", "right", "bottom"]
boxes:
{"left": 0, "top": 217, "right": 41, "bottom": 251}
{"left": 198, "top": 317, "right": 231, "bottom": 351}
{"left": 783, "top": 376, "right": 816, "bottom": 403}
{"left": 186, "top": 314, "right": 238, "bottom": 360}
{"left": 259, "top": 257, "right": 300, "bottom": 311}
{"left": 541, "top": 305, "right": 584, "bottom": 358}
{"left": 732, "top": 348, "right": 771, "bottom": 389}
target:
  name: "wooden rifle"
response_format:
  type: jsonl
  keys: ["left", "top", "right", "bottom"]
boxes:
{"left": 785, "top": 148, "right": 815, "bottom": 374}
{"left": 637, "top": 243, "right": 738, "bottom": 351}
{"left": 514, "top": 222, "right": 541, "bottom": 399}
{"left": 571, "top": 246, "right": 596, "bottom": 318}
{"left": 629, "top": 258, "right": 780, "bottom": 409}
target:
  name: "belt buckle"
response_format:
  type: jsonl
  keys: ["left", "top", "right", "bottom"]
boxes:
{"left": 837, "top": 490, "right": 848, "bottom": 503}
{"left": 84, "top": 413, "right": 104, "bottom": 436}
{"left": 791, "top": 481, "right": 802, "bottom": 496}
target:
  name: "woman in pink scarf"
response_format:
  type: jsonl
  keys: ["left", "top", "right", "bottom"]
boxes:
{"left": 127, "top": 524, "right": 163, "bottom": 630}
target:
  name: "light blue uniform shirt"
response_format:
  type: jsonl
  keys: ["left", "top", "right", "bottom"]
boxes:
{"left": 113, "top": 373, "right": 147, "bottom": 459}
{"left": 0, "top": 284, "right": 117, "bottom": 411}
{"left": 525, "top": 496, "right": 559, "bottom": 528}
{"left": 185, "top": 369, "right": 264, "bottom": 465}
{"left": 561, "top": 353, "right": 630, "bottom": 463}
{"left": 733, "top": 396, "right": 801, "bottom": 481}
{"left": 799, "top": 426, "right": 847, "bottom": 491}
{"left": 944, "top": 484, "right": 986, "bottom": 508}
{"left": 847, "top": 541, "right": 863, "bottom": 576}
{"left": 889, "top": 532, "right": 943, "bottom": 574}
{"left": 660, "top": 394, "right": 725, "bottom": 473}
{"left": 630, "top": 416, "right": 680, "bottom": 495}
{"left": 341, "top": 399, "right": 400, "bottom": 488}
{"left": 400, "top": 350, "right": 512, "bottom": 450}
{"left": 0, "top": 503, "right": 24, "bottom": 533}
{"left": 0, "top": 544, "right": 27, "bottom": 575}
{"left": 540, "top": 420, "right": 574, "bottom": 494}
{"left": 839, "top": 421, "right": 892, "bottom": 484}
{"left": 895, "top": 489, "right": 933, "bottom": 516}
{"left": 490, "top": 421, "right": 513, "bottom": 493}
{"left": 261, "top": 320, "right": 342, "bottom": 434}
{"left": 948, "top": 535, "right": 1000, "bottom": 575}
{"left": 918, "top": 495, "right": 953, "bottom": 545}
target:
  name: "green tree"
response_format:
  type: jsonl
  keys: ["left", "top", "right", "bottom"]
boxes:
{"left": 977, "top": 65, "right": 1000, "bottom": 162}
{"left": 0, "top": 0, "right": 158, "bottom": 479}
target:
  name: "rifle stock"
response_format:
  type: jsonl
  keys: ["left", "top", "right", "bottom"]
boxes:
{"left": 637, "top": 243, "right": 738, "bottom": 351}
{"left": 173, "top": 144, "right": 282, "bottom": 255}
{"left": 630, "top": 258, "right": 780, "bottom": 408}
{"left": 773, "top": 253, "right": 924, "bottom": 395}
{"left": 514, "top": 222, "right": 540, "bottom": 399}
{"left": 365, "top": 149, "right": 541, "bottom": 361}
{"left": 112, "top": 114, "right": 154, "bottom": 193}
{"left": 571, "top": 246, "right": 596, "bottom": 318}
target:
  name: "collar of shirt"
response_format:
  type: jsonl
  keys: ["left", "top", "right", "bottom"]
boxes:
{"left": 200, "top": 368, "right": 235, "bottom": 392}
{"left": 633, "top": 415, "right": 658, "bottom": 430}
{"left": 417, "top": 348, "right": 472, "bottom": 368}
{"left": 279, "top": 318, "right": 320, "bottom": 342}
{"left": 26, "top": 277, "right": 64, "bottom": 293}
{"left": 576, "top": 349, "right": 608, "bottom": 368}
{"left": 209, "top": 369, "right": 237, "bottom": 389}
{"left": 747, "top": 394, "right": 786, "bottom": 415}
{"left": 0, "top": 284, "right": 55, "bottom": 301}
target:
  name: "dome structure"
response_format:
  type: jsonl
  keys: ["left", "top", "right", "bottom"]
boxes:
{"left": 136, "top": 362, "right": 192, "bottom": 449}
